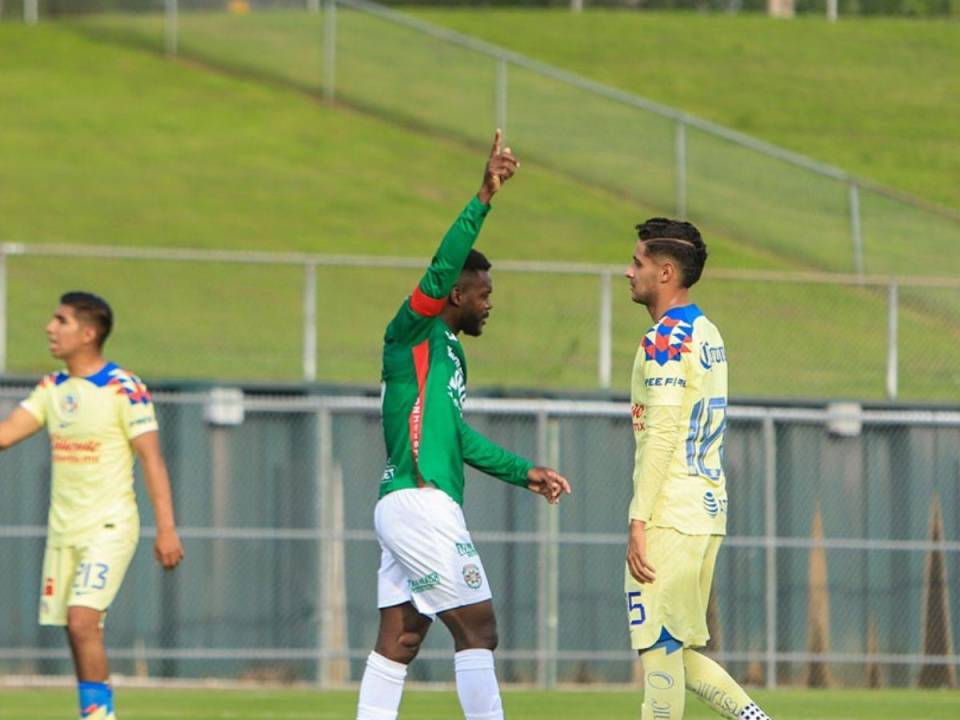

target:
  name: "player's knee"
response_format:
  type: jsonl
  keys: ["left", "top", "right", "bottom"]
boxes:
{"left": 397, "top": 631, "right": 424, "bottom": 660}
{"left": 66, "top": 611, "right": 99, "bottom": 641}
{"left": 463, "top": 622, "right": 498, "bottom": 651}
{"left": 377, "top": 631, "right": 423, "bottom": 664}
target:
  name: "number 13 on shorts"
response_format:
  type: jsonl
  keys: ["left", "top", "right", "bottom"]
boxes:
{"left": 626, "top": 590, "right": 646, "bottom": 626}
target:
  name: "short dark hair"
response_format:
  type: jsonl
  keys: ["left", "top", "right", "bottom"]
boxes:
{"left": 635, "top": 218, "right": 708, "bottom": 288}
{"left": 462, "top": 249, "right": 491, "bottom": 274}
{"left": 60, "top": 291, "right": 113, "bottom": 348}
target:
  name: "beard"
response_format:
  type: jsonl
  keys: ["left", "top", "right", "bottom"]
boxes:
{"left": 461, "top": 313, "right": 486, "bottom": 337}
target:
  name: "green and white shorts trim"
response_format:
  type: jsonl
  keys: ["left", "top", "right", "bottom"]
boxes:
{"left": 375, "top": 487, "right": 491, "bottom": 616}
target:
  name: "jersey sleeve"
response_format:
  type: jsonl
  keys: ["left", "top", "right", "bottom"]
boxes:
{"left": 118, "top": 375, "right": 159, "bottom": 440}
{"left": 629, "top": 331, "right": 700, "bottom": 522}
{"left": 19, "top": 377, "right": 50, "bottom": 426}
{"left": 628, "top": 404, "right": 683, "bottom": 522}
{"left": 459, "top": 414, "right": 534, "bottom": 488}
{"left": 385, "top": 196, "right": 491, "bottom": 346}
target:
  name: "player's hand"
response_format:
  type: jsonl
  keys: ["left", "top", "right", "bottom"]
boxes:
{"left": 155, "top": 527, "right": 184, "bottom": 570}
{"left": 526, "top": 466, "right": 571, "bottom": 505}
{"left": 477, "top": 128, "right": 519, "bottom": 205}
{"left": 627, "top": 520, "right": 656, "bottom": 584}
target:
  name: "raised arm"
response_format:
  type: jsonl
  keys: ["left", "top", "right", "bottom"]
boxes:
{"left": 131, "top": 431, "right": 184, "bottom": 570}
{"left": 0, "top": 406, "right": 43, "bottom": 450}
{"left": 386, "top": 130, "right": 519, "bottom": 344}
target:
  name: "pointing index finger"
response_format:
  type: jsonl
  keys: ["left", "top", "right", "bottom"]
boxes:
{"left": 490, "top": 128, "right": 502, "bottom": 158}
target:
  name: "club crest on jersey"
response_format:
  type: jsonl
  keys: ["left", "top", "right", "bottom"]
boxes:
{"left": 642, "top": 316, "right": 694, "bottom": 366}
{"left": 60, "top": 393, "right": 79, "bottom": 416}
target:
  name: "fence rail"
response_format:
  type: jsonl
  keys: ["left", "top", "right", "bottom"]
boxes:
{"left": 4, "top": 242, "right": 960, "bottom": 400}
{"left": 1, "top": 387, "right": 958, "bottom": 688}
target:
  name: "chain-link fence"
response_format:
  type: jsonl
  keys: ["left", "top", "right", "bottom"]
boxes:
{"left": 3, "top": 244, "right": 960, "bottom": 402}
{"left": 0, "top": 388, "right": 957, "bottom": 688}
{"left": 4, "top": 0, "right": 960, "bottom": 273}
{"left": 4, "top": 0, "right": 960, "bottom": 22}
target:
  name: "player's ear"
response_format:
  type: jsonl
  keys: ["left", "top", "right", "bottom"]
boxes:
{"left": 448, "top": 285, "right": 463, "bottom": 308}
{"left": 80, "top": 323, "right": 99, "bottom": 347}
{"left": 661, "top": 260, "right": 677, "bottom": 285}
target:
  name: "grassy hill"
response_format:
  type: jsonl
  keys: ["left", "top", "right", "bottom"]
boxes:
{"left": 1, "top": 20, "right": 958, "bottom": 400}
{"left": 413, "top": 10, "right": 960, "bottom": 211}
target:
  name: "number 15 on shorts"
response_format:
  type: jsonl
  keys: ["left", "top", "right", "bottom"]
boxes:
{"left": 626, "top": 590, "right": 646, "bottom": 626}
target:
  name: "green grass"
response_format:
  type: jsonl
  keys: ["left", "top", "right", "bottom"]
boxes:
{"left": 64, "top": 10, "right": 960, "bottom": 273}
{"left": 1, "top": 687, "right": 960, "bottom": 719}
{"left": 2, "top": 21, "right": 960, "bottom": 399}
{"left": 412, "top": 10, "right": 960, "bottom": 212}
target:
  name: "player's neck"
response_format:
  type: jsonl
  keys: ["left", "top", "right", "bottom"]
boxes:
{"left": 63, "top": 351, "right": 108, "bottom": 378}
{"left": 647, "top": 290, "right": 690, "bottom": 323}
{"left": 440, "top": 311, "right": 461, "bottom": 336}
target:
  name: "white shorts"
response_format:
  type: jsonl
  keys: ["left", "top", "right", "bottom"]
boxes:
{"left": 375, "top": 487, "right": 492, "bottom": 616}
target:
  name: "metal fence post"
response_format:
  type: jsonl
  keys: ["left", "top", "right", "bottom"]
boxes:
{"left": 886, "top": 283, "right": 898, "bottom": 401}
{"left": 598, "top": 272, "right": 612, "bottom": 389}
{"left": 763, "top": 414, "right": 778, "bottom": 689}
{"left": 316, "top": 407, "right": 333, "bottom": 686}
{"left": 826, "top": 0, "right": 838, "bottom": 21}
{"left": 323, "top": 0, "right": 337, "bottom": 101}
{"left": 675, "top": 120, "right": 687, "bottom": 219}
{"left": 848, "top": 181, "right": 864, "bottom": 278}
{"left": 24, "top": 0, "right": 38, "bottom": 24}
{"left": 303, "top": 262, "right": 318, "bottom": 383}
{"left": 164, "top": 0, "right": 178, "bottom": 58}
{"left": 0, "top": 245, "right": 6, "bottom": 376}
{"left": 495, "top": 58, "right": 508, "bottom": 138}
{"left": 536, "top": 411, "right": 560, "bottom": 689}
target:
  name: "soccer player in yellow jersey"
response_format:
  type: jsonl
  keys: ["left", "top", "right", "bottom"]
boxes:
{"left": 0, "top": 292, "right": 183, "bottom": 720}
{"left": 624, "top": 220, "right": 772, "bottom": 720}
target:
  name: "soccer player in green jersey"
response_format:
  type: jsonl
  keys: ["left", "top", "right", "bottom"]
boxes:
{"left": 623, "top": 221, "right": 772, "bottom": 720}
{"left": 355, "top": 132, "right": 571, "bottom": 720}
{"left": 0, "top": 292, "right": 183, "bottom": 720}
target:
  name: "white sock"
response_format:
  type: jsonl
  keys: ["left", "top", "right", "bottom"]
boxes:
{"left": 739, "top": 702, "right": 772, "bottom": 720}
{"left": 454, "top": 648, "right": 504, "bottom": 720}
{"left": 356, "top": 651, "right": 408, "bottom": 720}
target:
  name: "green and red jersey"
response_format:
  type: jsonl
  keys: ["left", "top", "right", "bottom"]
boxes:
{"left": 378, "top": 196, "right": 534, "bottom": 506}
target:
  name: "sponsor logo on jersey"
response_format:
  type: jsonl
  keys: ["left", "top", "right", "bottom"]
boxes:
{"left": 44, "top": 577, "right": 55, "bottom": 597}
{"left": 699, "top": 342, "right": 727, "bottom": 370}
{"left": 642, "top": 316, "right": 694, "bottom": 367}
{"left": 644, "top": 376, "right": 686, "bottom": 388}
{"left": 703, "top": 491, "right": 728, "bottom": 518}
{"left": 446, "top": 346, "right": 466, "bottom": 411}
{"left": 381, "top": 464, "right": 397, "bottom": 484}
{"left": 456, "top": 542, "right": 477, "bottom": 557}
{"left": 51, "top": 435, "right": 102, "bottom": 465}
{"left": 462, "top": 564, "right": 483, "bottom": 589}
{"left": 408, "top": 571, "right": 440, "bottom": 594}
{"left": 631, "top": 403, "right": 646, "bottom": 432}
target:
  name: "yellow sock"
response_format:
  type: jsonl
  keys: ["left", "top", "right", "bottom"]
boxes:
{"left": 683, "top": 649, "right": 770, "bottom": 719}
{"left": 639, "top": 646, "right": 686, "bottom": 720}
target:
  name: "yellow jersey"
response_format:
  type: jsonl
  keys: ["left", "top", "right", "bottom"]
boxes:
{"left": 21, "top": 362, "right": 158, "bottom": 545}
{"left": 629, "top": 304, "right": 728, "bottom": 536}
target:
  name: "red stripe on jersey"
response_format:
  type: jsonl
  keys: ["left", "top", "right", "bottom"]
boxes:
{"left": 409, "top": 340, "right": 430, "bottom": 486}
{"left": 410, "top": 287, "right": 447, "bottom": 317}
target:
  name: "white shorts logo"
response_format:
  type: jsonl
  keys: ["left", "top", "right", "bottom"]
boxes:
{"left": 462, "top": 564, "right": 483, "bottom": 590}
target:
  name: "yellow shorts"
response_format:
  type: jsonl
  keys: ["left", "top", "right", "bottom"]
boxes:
{"left": 39, "top": 532, "right": 138, "bottom": 626}
{"left": 624, "top": 527, "right": 722, "bottom": 651}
